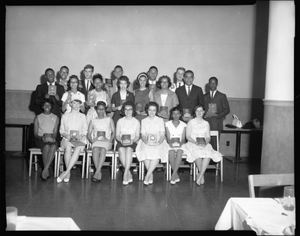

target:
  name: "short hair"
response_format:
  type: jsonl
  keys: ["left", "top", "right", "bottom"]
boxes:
{"left": 209, "top": 76, "right": 218, "bottom": 84}
{"left": 134, "top": 72, "right": 149, "bottom": 88}
{"left": 67, "top": 75, "right": 79, "bottom": 91}
{"left": 60, "top": 66, "right": 69, "bottom": 72}
{"left": 148, "top": 66, "right": 158, "bottom": 73}
{"left": 145, "top": 101, "right": 159, "bottom": 116}
{"left": 84, "top": 64, "right": 94, "bottom": 72}
{"left": 192, "top": 104, "right": 205, "bottom": 117}
{"left": 95, "top": 100, "right": 107, "bottom": 109}
{"left": 117, "top": 75, "right": 130, "bottom": 88}
{"left": 176, "top": 67, "right": 186, "bottom": 72}
{"left": 184, "top": 70, "right": 194, "bottom": 78}
{"left": 169, "top": 105, "right": 183, "bottom": 120}
{"left": 45, "top": 68, "right": 54, "bottom": 75}
{"left": 114, "top": 65, "right": 123, "bottom": 71}
{"left": 40, "top": 98, "right": 54, "bottom": 109}
{"left": 92, "top": 73, "right": 103, "bottom": 83}
{"left": 120, "top": 100, "right": 137, "bottom": 117}
{"left": 156, "top": 75, "right": 172, "bottom": 89}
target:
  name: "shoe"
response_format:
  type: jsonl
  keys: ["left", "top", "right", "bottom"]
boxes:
{"left": 175, "top": 178, "right": 180, "bottom": 183}
{"left": 56, "top": 176, "right": 63, "bottom": 183}
{"left": 63, "top": 178, "right": 70, "bottom": 183}
{"left": 92, "top": 177, "right": 100, "bottom": 183}
{"left": 170, "top": 180, "right": 176, "bottom": 185}
{"left": 148, "top": 179, "right": 153, "bottom": 185}
{"left": 128, "top": 178, "right": 133, "bottom": 183}
{"left": 40, "top": 173, "right": 47, "bottom": 181}
{"left": 143, "top": 180, "right": 149, "bottom": 185}
{"left": 123, "top": 181, "right": 129, "bottom": 185}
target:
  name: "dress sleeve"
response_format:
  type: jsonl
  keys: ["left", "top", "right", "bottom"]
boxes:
{"left": 81, "top": 114, "right": 88, "bottom": 135}
{"left": 61, "top": 92, "right": 67, "bottom": 103}
{"left": 141, "top": 118, "right": 146, "bottom": 134}
{"left": 158, "top": 118, "right": 165, "bottom": 132}
{"left": 59, "top": 114, "right": 67, "bottom": 136}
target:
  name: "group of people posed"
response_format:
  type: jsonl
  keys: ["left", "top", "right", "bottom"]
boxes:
{"left": 34, "top": 64, "right": 230, "bottom": 186}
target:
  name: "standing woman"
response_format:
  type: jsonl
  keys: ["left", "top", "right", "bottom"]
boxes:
{"left": 87, "top": 101, "right": 115, "bottom": 182}
{"left": 57, "top": 99, "right": 88, "bottom": 183}
{"left": 135, "top": 102, "right": 170, "bottom": 185}
{"left": 133, "top": 72, "right": 153, "bottom": 122}
{"left": 34, "top": 98, "right": 59, "bottom": 180}
{"left": 61, "top": 75, "right": 85, "bottom": 114}
{"left": 115, "top": 101, "right": 140, "bottom": 185}
{"left": 152, "top": 75, "right": 179, "bottom": 122}
{"left": 86, "top": 73, "right": 111, "bottom": 126}
{"left": 111, "top": 75, "right": 135, "bottom": 126}
{"left": 185, "top": 104, "right": 222, "bottom": 185}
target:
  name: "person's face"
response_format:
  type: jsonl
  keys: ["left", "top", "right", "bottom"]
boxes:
{"left": 160, "top": 77, "right": 169, "bottom": 90}
{"left": 45, "top": 70, "right": 55, "bottom": 83}
{"left": 84, "top": 68, "right": 93, "bottom": 79}
{"left": 148, "top": 105, "right": 157, "bottom": 117}
{"left": 96, "top": 105, "right": 106, "bottom": 116}
{"left": 176, "top": 69, "right": 185, "bottom": 81}
{"left": 93, "top": 78, "right": 103, "bottom": 90}
{"left": 70, "top": 101, "right": 81, "bottom": 111}
{"left": 59, "top": 68, "right": 69, "bottom": 80}
{"left": 172, "top": 110, "right": 181, "bottom": 121}
{"left": 138, "top": 76, "right": 147, "bottom": 88}
{"left": 114, "top": 67, "right": 123, "bottom": 79}
{"left": 70, "top": 78, "right": 78, "bottom": 90}
{"left": 119, "top": 80, "right": 128, "bottom": 91}
{"left": 209, "top": 79, "right": 218, "bottom": 91}
{"left": 195, "top": 107, "right": 205, "bottom": 118}
{"left": 148, "top": 68, "right": 158, "bottom": 81}
{"left": 184, "top": 72, "right": 194, "bottom": 86}
{"left": 124, "top": 105, "right": 133, "bottom": 117}
{"left": 42, "top": 102, "right": 52, "bottom": 114}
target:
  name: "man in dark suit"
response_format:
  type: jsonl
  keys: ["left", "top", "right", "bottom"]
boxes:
{"left": 35, "top": 68, "right": 64, "bottom": 118}
{"left": 175, "top": 70, "right": 204, "bottom": 121}
{"left": 79, "top": 64, "right": 95, "bottom": 114}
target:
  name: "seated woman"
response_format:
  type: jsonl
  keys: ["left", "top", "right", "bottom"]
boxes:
{"left": 33, "top": 98, "right": 59, "bottom": 181}
{"left": 185, "top": 104, "right": 222, "bottom": 186}
{"left": 61, "top": 75, "right": 85, "bottom": 114}
{"left": 115, "top": 101, "right": 140, "bottom": 185}
{"left": 136, "top": 102, "right": 170, "bottom": 185}
{"left": 87, "top": 101, "right": 115, "bottom": 182}
{"left": 57, "top": 99, "right": 88, "bottom": 183}
{"left": 165, "top": 106, "right": 188, "bottom": 185}
{"left": 86, "top": 73, "right": 111, "bottom": 126}
{"left": 151, "top": 75, "right": 179, "bottom": 122}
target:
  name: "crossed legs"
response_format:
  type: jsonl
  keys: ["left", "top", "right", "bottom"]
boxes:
{"left": 144, "top": 159, "right": 159, "bottom": 184}
{"left": 41, "top": 143, "right": 57, "bottom": 179}
{"left": 92, "top": 147, "right": 107, "bottom": 180}
{"left": 194, "top": 157, "right": 211, "bottom": 185}
{"left": 118, "top": 147, "right": 133, "bottom": 183}
{"left": 169, "top": 149, "right": 183, "bottom": 182}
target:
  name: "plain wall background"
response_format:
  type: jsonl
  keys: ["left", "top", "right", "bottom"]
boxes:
{"left": 5, "top": 5, "right": 264, "bottom": 98}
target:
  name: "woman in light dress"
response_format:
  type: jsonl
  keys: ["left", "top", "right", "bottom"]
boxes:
{"left": 136, "top": 101, "right": 170, "bottom": 185}
{"left": 115, "top": 101, "right": 140, "bottom": 185}
{"left": 87, "top": 101, "right": 115, "bottom": 182}
{"left": 185, "top": 104, "right": 222, "bottom": 185}
{"left": 86, "top": 74, "right": 111, "bottom": 126}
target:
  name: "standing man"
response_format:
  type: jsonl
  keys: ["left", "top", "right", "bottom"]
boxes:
{"left": 203, "top": 76, "right": 230, "bottom": 149}
{"left": 175, "top": 70, "right": 204, "bottom": 122}
{"left": 35, "top": 68, "right": 64, "bottom": 118}
{"left": 80, "top": 64, "right": 95, "bottom": 114}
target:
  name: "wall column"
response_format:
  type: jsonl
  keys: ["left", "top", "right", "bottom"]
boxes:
{"left": 261, "top": 1, "right": 294, "bottom": 174}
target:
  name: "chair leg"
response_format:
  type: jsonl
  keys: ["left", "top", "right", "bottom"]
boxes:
{"left": 221, "top": 158, "right": 223, "bottom": 182}
{"left": 29, "top": 152, "right": 33, "bottom": 177}
{"left": 34, "top": 155, "right": 38, "bottom": 171}
{"left": 111, "top": 154, "right": 115, "bottom": 180}
{"left": 54, "top": 151, "right": 57, "bottom": 178}
{"left": 166, "top": 162, "right": 169, "bottom": 181}
{"left": 86, "top": 155, "right": 90, "bottom": 179}
{"left": 81, "top": 154, "right": 86, "bottom": 179}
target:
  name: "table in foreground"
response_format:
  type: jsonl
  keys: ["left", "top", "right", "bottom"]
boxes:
{"left": 16, "top": 216, "right": 80, "bottom": 230}
{"left": 215, "top": 197, "right": 295, "bottom": 235}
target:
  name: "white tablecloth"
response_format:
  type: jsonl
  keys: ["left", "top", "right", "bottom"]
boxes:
{"left": 215, "top": 198, "right": 296, "bottom": 235}
{"left": 16, "top": 216, "right": 80, "bottom": 230}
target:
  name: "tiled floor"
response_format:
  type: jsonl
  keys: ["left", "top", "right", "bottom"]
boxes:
{"left": 5, "top": 151, "right": 261, "bottom": 231}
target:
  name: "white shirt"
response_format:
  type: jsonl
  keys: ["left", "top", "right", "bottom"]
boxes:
{"left": 47, "top": 82, "right": 55, "bottom": 86}
{"left": 210, "top": 90, "right": 217, "bottom": 98}
{"left": 85, "top": 79, "right": 92, "bottom": 90}
{"left": 185, "top": 84, "right": 193, "bottom": 95}
{"left": 176, "top": 81, "right": 184, "bottom": 88}
{"left": 148, "top": 80, "right": 157, "bottom": 85}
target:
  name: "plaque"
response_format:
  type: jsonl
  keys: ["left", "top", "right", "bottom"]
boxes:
{"left": 208, "top": 103, "right": 217, "bottom": 114}
{"left": 105, "top": 78, "right": 113, "bottom": 87}
{"left": 159, "top": 106, "right": 168, "bottom": 117}
{"left": 43, "top": 133, "right": 54, "bottom": 143}
{"left": 147, "top": 134, "right": 157, "bottom": 145}
{"left": 170, "top": 137, "right": 181, "bottom": 148}
{"left": 196, "top": 137, "right": 206, "bottom": 145}
{"left": 121, "top": 134, "right": 131, "bottom": 145}
{"left": 97, "top": 131, "right": 106, "bottom": 141}
{"left": 48, "top": 85, "right": 57, "bottom": 95}
{"left": 70, "top": 130, "right": 79, "bottom": 142}
{"left": 88, "top": 94, "right": 96, "bottom": 106}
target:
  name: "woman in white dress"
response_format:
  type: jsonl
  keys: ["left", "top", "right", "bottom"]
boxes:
{"left": 87, "top": 101, "right": 115, "bottom": 182}
{"left": 115, "top": 101, "right": 140, "bottom": 185}
{"left": 165, "top": 106, "right": 187, "bottom": 185}
{"left": 136, "top": 102, "right": 170, "bottom": 185}
{"left": 185, "top": 104, "right": 222, "bottom": 186}
{"left": 86, "top": 74, "right": 111, "bottom": 126}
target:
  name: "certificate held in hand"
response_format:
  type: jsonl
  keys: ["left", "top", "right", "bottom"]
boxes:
{"left": 97, "top": 131, "right": 106, "bottom": 141}
{"left": 88, "top": 94, "right": 96, "bottom": 106}
{"left": 170, "top": 137, "right": 181, "bottom": 148}
{"left": 121, "top": 134, "right": 131, "bottom": 145}
{"left": 147, "top": 134, "right": 157, "bottom": 145}
{"left": 105, "top": 78, "right": 113, "bottom": 87}
{"left": 70, "top": 130, "right": 79, "bottom": 142}
{"left": 48, "top": 85, "right": 57, "bottom": 95}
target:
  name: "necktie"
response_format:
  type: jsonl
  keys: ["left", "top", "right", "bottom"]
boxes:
{"left": 188, "top": 86, "right": 191, "bottom": 96}
{"left": 211, "top": 91, "right": 215, "bottom": 99}
{"left": 87, "top": 80, "right": 90, "bottom": 91}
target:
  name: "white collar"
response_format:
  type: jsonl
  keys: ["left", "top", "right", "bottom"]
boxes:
{"left": 47, "top": 81, "right": 55, "bottom": 86}
{"left": 210, "top": 90, "right": 218, "bottom": 95}
{"left": 185, "top": 84, "right": 193, "bottom": 88}
{"left": 148, "top": 79, "right": 157, "bottom": 84}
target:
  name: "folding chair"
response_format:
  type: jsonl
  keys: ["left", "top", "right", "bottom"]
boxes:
{"left": 248, "top": 173, "right": 294, "bottom": 198}
{"left": 193, "top": 131, "right": 223, "bottom": 182}
{"left": 85, "top": 142, "right": 115, "bottom": 179}
{"left": 28, "top": 148, "right": 59, "bottom": 177}
{"left": 56, "top": 146, "right": 86, "bottom": 178}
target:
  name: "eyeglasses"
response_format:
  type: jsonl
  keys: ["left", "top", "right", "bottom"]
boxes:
{"left": 125, "top": 108, "right": 133, "bottom": 111}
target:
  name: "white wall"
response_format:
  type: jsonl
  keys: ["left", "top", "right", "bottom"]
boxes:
{"left": 6, "top": 5, "right": 258, "bottom": 98}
